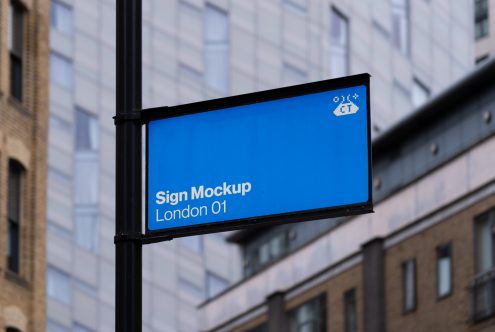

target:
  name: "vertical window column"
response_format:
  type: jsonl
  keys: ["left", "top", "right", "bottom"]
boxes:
{"left": 8, "top": 1, "right": 24, "bottom": 101}
{"left": 344, "top": 289, "right": 357, "bottom": 332}
{"left": 437, "top": 243, "right": 453, "bottom": 299}
{"left": 475, "top": 0, "right": 490, "bottom": 40}
{"left": 7, "top": 161, "right": 23, "bottom": 273}
{"left": 402, "top": 259, "right": 417, "bottom": 313}
{"left": 51, "top": 0, "right": 73, "bottom": 35}
{"left": 473, "top": 210, "right": 495, "bottom": 321}
{"left": 391, "top": 0, "right": 409, "bottom": 55}
{"left": 74, "top": 108, "right": 99, "bottom": 252}
{"left": 204, "top": 4, "right": 229, "bottom": 94}
{"left": 330, "top": 8, "right": 349, "bottom": 78}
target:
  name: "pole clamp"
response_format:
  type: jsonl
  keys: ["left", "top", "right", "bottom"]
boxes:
{"left": 113, "top": 111, "right": 143, "bottom": 125}
{"left": 114, "top": 232, "right": 143, "bottom": 244}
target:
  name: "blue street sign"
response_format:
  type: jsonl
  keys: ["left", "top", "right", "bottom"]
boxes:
{"left": 145, "top": 74, "right": 372, "bottom": 238}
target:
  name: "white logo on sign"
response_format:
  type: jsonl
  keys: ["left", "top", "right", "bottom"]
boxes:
{"left": 333, "top": 93, "right": 359, "bottom": 117}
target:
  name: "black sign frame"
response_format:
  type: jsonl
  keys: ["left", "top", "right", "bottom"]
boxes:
{"left": 142, "top": 73, "right": 373, "bottom": 241}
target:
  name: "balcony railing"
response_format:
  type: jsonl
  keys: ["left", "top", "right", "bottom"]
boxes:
{"left": 472, "top": 268, "right": 495, "bottom": 322}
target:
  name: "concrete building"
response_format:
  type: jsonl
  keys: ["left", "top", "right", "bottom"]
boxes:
{"left": 45, "top": 0, "right": 474, "bottom": 331}
{"left": 475, "top": 0, "right": 495, "bottom": 64}
{"left": 199, "top": 59, "right": 495, "bottom": 332}
{"left": 0, "top": 0, "right": 50, "bottom": 331}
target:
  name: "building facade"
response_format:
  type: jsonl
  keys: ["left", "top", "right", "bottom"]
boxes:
{"left": 0, "top": 0, "right": 50, "bottom": 331}
{"left": 200, "top": 60, "right": 495, "bottom": 332}
{"left": 45, "top": 0, "right": 474, "bottom": 331}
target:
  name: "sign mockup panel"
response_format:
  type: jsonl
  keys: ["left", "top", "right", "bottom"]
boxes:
{"left": 146, "top": 74, "right": 372, "bottom": 237}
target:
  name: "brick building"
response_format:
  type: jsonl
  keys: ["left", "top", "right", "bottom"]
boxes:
{"left": 199, "top": 60, "right": 495, "bottom": 332}
{"left": 0, "top": 0, "right": 49, "bottom": 331}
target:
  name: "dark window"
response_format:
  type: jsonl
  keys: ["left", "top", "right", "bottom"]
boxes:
{"left": 289, "top": 294, "right": 327, "bottom": 332}
{"left": 9, "top": 1, "right": 24, "bottom": 101}
{"left": 7, "top": 160, "right": 23, "bottom": 273}
{"left": 437, "top": 243, "right": 453, "bottom": 299}
{"left": 402, "top": 259, "right": 416, "bottom": 313}
{"left": 344, "top": 288, "right": 357, "bottom": 332}
{"left": 246, "top": 324, "right": 268, "bottom": 332}
{"left": 475, "top": 0, "right": 490, "bottom": 40}
{"left": 472, "top": 209, "right": 495, "bottom": 321}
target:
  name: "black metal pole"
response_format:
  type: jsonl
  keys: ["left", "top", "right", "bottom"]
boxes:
{"left": 115, "top": 0, "right": 142, "bottom": 331}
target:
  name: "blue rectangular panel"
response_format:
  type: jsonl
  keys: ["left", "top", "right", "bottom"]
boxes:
{"left": 147, "top": 80, "right": 371, "bottom": 235}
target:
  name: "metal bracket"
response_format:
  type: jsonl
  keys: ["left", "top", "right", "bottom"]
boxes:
{"left": 113, "top": 111, "right": 143, "bottom": 125}
{"left": 114, "top": 232, "right": 174, "bottom": 245}
{"left": 114, "top": 232, "right": 143, "bottom": 244}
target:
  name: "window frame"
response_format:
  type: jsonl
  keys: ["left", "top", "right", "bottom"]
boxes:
{"left": 7, "top": 160, "right": 24, "bottom": 274}
{"left": 204, "top": 3, "right": 230, "bottom": 94}
{"left": 329, "top": 6, "right": 350, "bottom": 78}
{"left": 402, "top": 258, "right": 417, "bottom": 314}
{"left": 412, "top": 78, "right": 430, "bottom": 108}
{"left": 288, "top": 293, "right": 327, "bottom": 332}
{"left": 436, "top": 242, "right": 453, "bottom": 300}
{"left": 391, "top": 0, "right": 410, "bottom": 56}
{"left": 343, "top": 288, "right": 357, "bottom": 332}
{"left": 9, "top": 0, "right": 25, "bottom": 102}
{"left": 51, "top": 0, "right": 73, "bottom": 36}
{"left": 475, "top": 0, "right": 490, "bottom": 40}
{"left": 206, "top": 271, "right": 229, "bottom": 299}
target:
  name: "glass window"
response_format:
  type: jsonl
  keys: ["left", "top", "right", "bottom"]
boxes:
{"left": 475, "top": 0, "right": 489, "bottom": 40}
{"left": 75, "top": 208, "right": 98, "bottom": 252}
{"left": 179, "top": 236, "right": 202, "bottom": 253}
{"left": 74, "top": 155, "right": 99, "bottom": 205}
{"left": 75, "top": 109, "right": 99, "bottom": 151}
{"left": 206, "top": 272, "right": 228, "bottom": 298}
{"left": 344, "top": 289, "right": 357, "bottom": 332}
{"left": 475, "top": 211, "right": 495, "bottom": 273}
{"left": 7, "top": 160, "right": 23, "bottom": 273}
{"left": 289, "top": 294, "right": 327, "bottom": 332}
{"left": 282, "top": 63, "right": 306, "bottom": 86}
{"left": 402, "top": 259, "right": 416, "bottom": 312}
{"left": 46, "top": 320, "right": 69, "bottom": 332}
{"left": 283, "top": 0, "right": 308, "bottom": 13}
{"left": 47, "top": 266, "right": 71, "bottom": 304}
{"left": 246, "top": 324, "right": 268, "bottom": 332}
{"left": 179, "top": 277, "right": 204, "bottom": 300}
{"left": 330, "top": 8, "right": 349, "bottom": 78}
{"left": 73, "top": 324, "right": 93, "bottom": 332}
{"left": 50, "top": 52, "right": 73, "bottom": 89}
{"left": 51, "top": 0, "right": 73, "bottom": 35}
{"left": 9, "top": 1, "right": 24, "bottom": 101}
{"left": 412, "top": 79, "right": 430, "bottom": 108}
{"left": 204, "top": 4, "right": 229, "bottom": 94}
{"left": 437, "top": 243, "right": 452, "bottom": 298}
{"left": 391, "top": 0, "right": 409, "bottom": 55}
{"left": 473, "top": 209, "right": 495, "bottom": 321}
